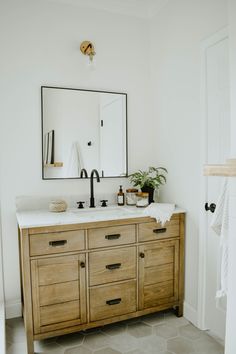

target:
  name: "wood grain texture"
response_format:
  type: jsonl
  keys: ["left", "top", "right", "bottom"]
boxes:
{"left": 90, "top": 280, "right": 136, "bottom": 322}
{"left": 39, "top": 281, "right": 79, "bottom": 306}
{"left": 40, "top": 300, "right": 80, "bottom": 326}
{"left": 89, "top": 246, "right": 136, "bottom": 286}
{"left": 138, "top": 239, "right": 179, "bottom": 311}
{"left": 20, "top": 229, "right": 34, "bottom": 354}
{"left": 19, "top": 212, "right": 185, "bottom": 352}
{"left": 30, "top": 230, "right": 85, "bottom": 256}
{"left": 37, "top": 255, "right": 79, "bottom": 285}
{"left": 88, "top": 224, "right": 135, "bottom": 249}
{"left": 144, "top": 263, "right": 174, "bottom": 285}
{"left": 138, "top": 216, "right": 179, "bottom": 243}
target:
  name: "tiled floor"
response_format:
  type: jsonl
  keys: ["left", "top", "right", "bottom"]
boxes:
{"left": 6, "top": 310, "right": 224, "bottom": 354}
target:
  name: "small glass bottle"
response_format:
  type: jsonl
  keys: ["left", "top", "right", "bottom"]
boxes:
{"left": 117, "top": 185, "right": 125, "bottom": 206}
{"left": 136, "top": 192, "right": 149, "bottom": 207}
{"left": 126, "top": 188, "right": 138, "bottom": 205}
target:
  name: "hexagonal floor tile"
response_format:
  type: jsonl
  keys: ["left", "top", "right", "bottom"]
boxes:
{"left": 34, "top": 339, "right": 64, "bottom": 353}
{"left": 83, "top": 332, "right": 109, "bottom": 350}
{"left": 107, "top": 333, "right": 139, "bottom": 352}
{"left": 56, "top": 332, "right": 84, "bottom": 347}
{"left": 127, "top": 322, "right": 152, "bottom": 338}
{"left": 155, "top": 323, "right": 178, "bottom": 339}
{"left": 138, "top": 334, "right": 166, "bottom": 354}
{"left": 124, "top": 350, "right": 145, "bottom": 354}
{"left": 101, "top": 323, "right": 126, "bottom": 337}
{"left": 194, "top": 335, "right": 224, "bottom": 354}
{"left": 64, "top": 345, "right": 93, "bottom": 354}
{"left": 167, "top": 337, "right": 195, "bottom": 354}
{"left": 164, "top": 315, "right": 189, "bottom": 328}
{"left": 179, "top": 324, "right": 204, "bottom": 340}
{"left": 94, "top": 347, "right": 122, "bottom": 354}
{"left": 141, "top": 312, "right": 165, "bottom": 327}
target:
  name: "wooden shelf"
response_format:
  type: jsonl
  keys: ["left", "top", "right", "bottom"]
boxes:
{"left": 204, "top": 159, "right": 236, "bottom": 177}
{"left": 44, "top": 162, "right": 63, "bottom": 168}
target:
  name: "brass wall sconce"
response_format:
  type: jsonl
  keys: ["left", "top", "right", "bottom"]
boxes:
{"left": 80, "top": 41, "right": 96, "bottom": 63}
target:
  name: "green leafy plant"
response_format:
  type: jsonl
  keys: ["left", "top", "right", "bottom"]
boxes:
{"left": 129, "top": 166, "right": 167, "bottom": 190}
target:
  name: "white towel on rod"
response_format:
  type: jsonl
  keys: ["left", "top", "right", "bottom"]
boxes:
{"left": 144, "top": 203, "right": 175, "bottom": 226}
{"left": 210, "top": 178, "right": 229, "bottom": 298}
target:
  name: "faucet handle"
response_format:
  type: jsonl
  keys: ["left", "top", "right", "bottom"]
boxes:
{"left": 100, "top": 200, "right": 108, "bottom": 207}
{"left": 77, "top": 201, "right": 85, "bottom": 209}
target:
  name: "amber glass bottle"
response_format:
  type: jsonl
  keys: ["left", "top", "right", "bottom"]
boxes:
{"left": 117, "top": 185, "right": 125, "bottom": 206}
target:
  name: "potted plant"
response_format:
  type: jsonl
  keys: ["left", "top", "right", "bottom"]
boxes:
{"left": 129, "top": 166, "right": 167, "bottom": 204}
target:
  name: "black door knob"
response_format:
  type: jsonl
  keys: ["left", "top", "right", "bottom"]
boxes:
{"left": 205, "top": 203, "right": 216, "bottom": 213}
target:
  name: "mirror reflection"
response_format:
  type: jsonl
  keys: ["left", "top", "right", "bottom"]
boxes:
{"left": 41, "top": 86, "right": 127, "bottom": 179}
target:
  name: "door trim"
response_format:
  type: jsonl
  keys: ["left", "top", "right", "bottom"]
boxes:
{"left": 198, "top": 27, "right": 228, "bottom": 330}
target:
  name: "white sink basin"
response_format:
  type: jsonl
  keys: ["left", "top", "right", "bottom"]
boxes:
{"left": 68, "top": 206, "right": 143, "bottom": 221}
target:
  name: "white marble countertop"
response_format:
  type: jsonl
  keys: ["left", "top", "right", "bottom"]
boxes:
{"left": 16, "top": 205, "right": 186, "bottom": 229}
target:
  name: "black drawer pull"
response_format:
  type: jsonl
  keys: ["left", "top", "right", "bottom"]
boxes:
{"left": 105, "top": 234, "right": 121, "bottom": 240}
{"left": 153, "top": 228, "right": 167, "bottom": 234}
{"left": 106, "top": 263, "right": 121, "bottom": 270}
{"left": 106, "top": 298, "right": 121, "bottom": 306}
{"left": 49, "top": 240, "right": 67, "bottom": 247}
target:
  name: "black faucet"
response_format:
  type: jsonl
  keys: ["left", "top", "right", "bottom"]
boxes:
{"left": 90, "top": 169, "right": 100, "bottom": 208}
{"left": 80, "top": 168, "right": 88, "bottom": 178}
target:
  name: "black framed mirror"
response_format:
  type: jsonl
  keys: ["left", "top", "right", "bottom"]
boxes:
{"left": 41, "top": 86, "right": 128, "bottom": 179}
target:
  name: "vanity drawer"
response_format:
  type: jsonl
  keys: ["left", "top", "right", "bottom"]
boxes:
{"left": 138, "top": 215, "right": 179, "bottom": 242}
{"left": 90, "top": 280, "right": 136, "bottom": 322}
{"left": 88, "top": 225, "right": 135, "bottom": 249}
{"left": 89, "top": 247, "right": 136, "bottom": 286}
{"left": 30, "top": 230, "right": 85, "bottom": 256}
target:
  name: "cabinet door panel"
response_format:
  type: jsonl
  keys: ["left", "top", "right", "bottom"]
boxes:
{"left": 39, "top": 281, "right": 79, "bottom": 306}
{"left": 40, "top": 300, "right": 80, "bottom": 326}
{"left": 139, "top": 240, "right": 179, "bottom": 310}
{"left": 144, "top": 263, "right": 174, "bottom": 286}
{"left": 31, "top": 254, "right": 86, "bottom": 334}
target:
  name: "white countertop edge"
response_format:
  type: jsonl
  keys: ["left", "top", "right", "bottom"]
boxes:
{"left": 16, "top": 206, "right": 186, "bottom": 229}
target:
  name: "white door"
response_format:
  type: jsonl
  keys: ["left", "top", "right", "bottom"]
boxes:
{"left": 99, "top": 96, "right": 126, "bottom": 177}
{"left": 203, "top": 32, "right": 230, "bottom": 340}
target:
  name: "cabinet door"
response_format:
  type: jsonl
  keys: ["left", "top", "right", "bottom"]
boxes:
{"left": 138, "top": 240, "right": 179, "bottom": 310}
{"left": 31, "top": 254, "right": 86, "bottom": 334}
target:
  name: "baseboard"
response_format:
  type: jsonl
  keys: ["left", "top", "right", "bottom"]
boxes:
{"left": 5, "top": 300, "right": 21, "bottom": 319}
{"left": 0, "top": 303, "right": 6, "bottom": 354}
{"left": 184, "top": 301, "right": 198, "bottom": 327}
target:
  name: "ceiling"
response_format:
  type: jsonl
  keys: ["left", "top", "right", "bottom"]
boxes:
{"left": 47, "top": 0, "right": 169, "bottom": 18}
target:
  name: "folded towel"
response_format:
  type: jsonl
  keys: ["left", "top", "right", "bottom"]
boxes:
{"left": 210, "top": 178, "right": 229, "bottom": 298}
{"left": 144, "top": 203, "right": 175, "bottom": 226}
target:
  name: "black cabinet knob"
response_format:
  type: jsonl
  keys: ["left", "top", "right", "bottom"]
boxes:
{"left": 80, "top": 262, "right": 85, "bottom": 268}
{"left": 205, "top": 203, "right": 216, "bottom": 213}
{"left": 140, "top": 252, "right": 145, "bottom": 259}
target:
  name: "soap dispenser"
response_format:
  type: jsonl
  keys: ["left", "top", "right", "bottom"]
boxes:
{"left": 117, "top": 185, "right": 125, "bottom": 206}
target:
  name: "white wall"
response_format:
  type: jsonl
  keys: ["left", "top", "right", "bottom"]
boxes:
{"left": 149, "top": 0, "right": 228, "bottom": 322}
{"left": 0, "top": 0, "right": 152, "bottom": 317}
{"left": 225, "top": 0, "right": 236, "bottom": 352}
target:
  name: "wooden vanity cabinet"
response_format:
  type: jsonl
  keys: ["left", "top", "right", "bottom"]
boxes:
{"left": 18, "top": 213, "right": 185, "bottom": 354}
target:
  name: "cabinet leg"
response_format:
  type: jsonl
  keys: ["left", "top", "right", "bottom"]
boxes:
{"left": 26, "top": 335, "right": 34, "bottom": 354}
{"left": 175, "top": 303, "right": 183, "bottom": 317}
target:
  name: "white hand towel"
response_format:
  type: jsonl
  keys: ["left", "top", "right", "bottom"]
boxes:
{"left": 210, "top": 178, "right": 229, "bottom": 298}
{"left": 144, "top": 203, "right": 175, "bottom": 226}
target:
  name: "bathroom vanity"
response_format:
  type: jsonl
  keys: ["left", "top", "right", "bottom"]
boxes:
{"left": 17, "top": 207, "right": 185, "bottom": 354}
